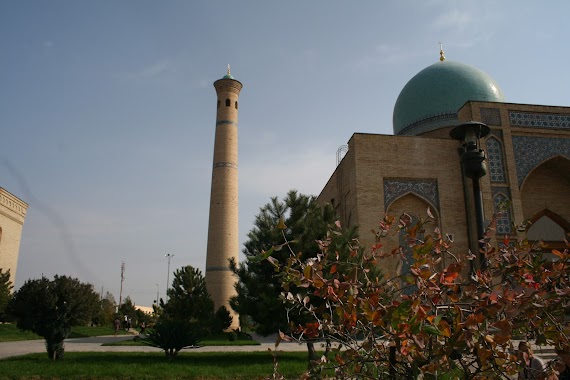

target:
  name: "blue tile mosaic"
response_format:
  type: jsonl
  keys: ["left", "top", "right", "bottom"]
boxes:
{"left": 486, "top": 137, "right": 507, "bottom": 183}
{"left": 509, "top": 111, "right": 570, "bottom": 129}
{"left": 384, "top": 179, "right": 440, "bottom": 211}
{"left": 512, "top": 136, "right": 570, "bottom": 186}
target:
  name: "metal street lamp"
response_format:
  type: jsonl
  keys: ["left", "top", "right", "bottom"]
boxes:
{"left": 165, "top": 254, "right": 174, "bottom": 301}
{"left": 450, "top": 121, "right": 490, "bottom": 271}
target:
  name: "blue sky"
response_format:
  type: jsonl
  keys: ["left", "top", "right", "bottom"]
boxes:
{"left": 1, "top": 1, "right": 569, "bottom": 307}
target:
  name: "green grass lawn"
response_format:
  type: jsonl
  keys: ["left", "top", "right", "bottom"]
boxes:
{"left": 0, "top": 324, "right": 130, "bottom": 342}
{"left": 0, "top": 351, "right": 314, "bottom": 379}
{"left": 104, "top": 332, "right": 260, "bottom": 347}
{"left": 69, "top": 326, "right": 131, "bottom": 338}
{"left": 0, "top": 324, "right": 41, "bottom": 342}
{"left": 0, "top": 324, "right": 260, "bottom": 347}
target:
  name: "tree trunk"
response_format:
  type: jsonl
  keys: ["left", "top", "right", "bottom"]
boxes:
{"left": 165, "top": 348, "right": 179, "bottom": 360}
{"left": 306, "top": 341, "right": 322, "bottom": 375}
{"left": 45, "top": 338, "right": 65, "bottom": 360}
{"left": 324, "top": 338, "right": 331, "bottom": 358}
{"left": 306, "top": 341, "right": 318, "bottom": 362}
{"left": 389, "top": 345, "right": 396, "bottom": 379}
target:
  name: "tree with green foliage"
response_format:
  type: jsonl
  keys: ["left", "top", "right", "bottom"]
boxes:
{"left": 145, "top": 265, "right": 221, "bottom": 359}
{"left": 92, "top": 291, "right": 116, "bottom": 327}
{"left": 0, "top": 269, "right": 13, "bottom": 322}
{"left": 230, "top": 190, "right": 341, "bottom": 360}
{"left": 160, "top": 265, "right": 230, "bottom": 332}
{"left": 161, "top": 266, "right": 215, "bottom": 323}
{"left": 270, "top": 211, "right": 570, "bottom": 379}
{"left": 212, "top": 305, "right": 233, "bottom": 333}
{"left": 7, "top": 275, "right": 100, "bottom": 360}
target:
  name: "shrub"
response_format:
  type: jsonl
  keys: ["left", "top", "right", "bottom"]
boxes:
{"left": 268, "top": 212, "right": 570, "bottom": 379}
{"left": 141, "top": 318, "right": 205, "bottom": 360}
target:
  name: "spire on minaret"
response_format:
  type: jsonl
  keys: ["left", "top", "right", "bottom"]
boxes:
{"left": 222, "top": 64, "right": 234, "bottom": 79}
{"left": 439, "top": 43, "right": 446, "bottom": 61}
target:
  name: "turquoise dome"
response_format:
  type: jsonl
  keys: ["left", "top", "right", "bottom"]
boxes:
{"left": 393, "top": 60, "right": 505, "bottom": 135}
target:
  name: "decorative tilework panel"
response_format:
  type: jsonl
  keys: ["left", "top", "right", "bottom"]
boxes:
{"left": 512, "top": 136, "right": 570, "bottom": 186}
{"left": 492, "top": 187, "right": 512, "bottom": 235}
{"left": 509, "top": 111, "right": 570, "bottom": 129}
{"left": 480, "top": 108, "right": 502, "bottom": 126}
{"left": 486, "top": 137, "right": 506, "bottom": 183}
{"left": 384, "top": 179, "right": 439, "bottom": 211}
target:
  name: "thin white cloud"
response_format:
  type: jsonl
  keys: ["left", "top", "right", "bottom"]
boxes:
{"left": 43, "top": 41, "right": 54, "bottom": 48}
{"left": 125, "top": 60, "right": 174, "bottom": 81}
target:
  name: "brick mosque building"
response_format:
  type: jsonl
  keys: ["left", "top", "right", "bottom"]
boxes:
{"left": 318, "top": 49, "right": 570, "bottom": 276}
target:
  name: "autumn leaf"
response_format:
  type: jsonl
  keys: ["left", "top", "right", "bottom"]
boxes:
{"left": 267, "top": 255, "right": 279, "bottom": 267}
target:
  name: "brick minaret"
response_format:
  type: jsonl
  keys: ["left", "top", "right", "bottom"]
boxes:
{"left": 205, "top": 66, "right": 242, "bottom": 330}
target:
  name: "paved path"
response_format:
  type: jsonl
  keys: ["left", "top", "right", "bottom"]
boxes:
{"left": 0, "top": 334, "right": 310, "bottom": 360}
{"left": 0, "top": 334, "right": 557, "bottom": 367}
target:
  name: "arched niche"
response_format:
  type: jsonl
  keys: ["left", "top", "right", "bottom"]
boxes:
{"left": 526, "top": 209, "right": 570, "bottom": 252}
{"left": 384, "top": 192, "right": 440, "bottom": 280}
{"left": 521, "top": 156, "right": 570, "bottom": 239}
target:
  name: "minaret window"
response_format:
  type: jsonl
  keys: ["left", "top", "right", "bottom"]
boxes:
{"left": 225, "top": 99, "right": 230, "bottom": 107}
{"left": 217, "top": 100, "right": 220, "bottom": 109}
{"left": 235, "top": 101, "right": 238, "bottom": 109}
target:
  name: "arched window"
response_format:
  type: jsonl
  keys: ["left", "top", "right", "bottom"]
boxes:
{"left": 486, "top": 137, "right": 506, "bottom": 183}
{"left": 217, "top": 100, "right": 220, "bottom": 109}
{"left": 235, "top": 101, "right": 238, "bottom": 109}
{"left": 493, "top": 192, "right": 512, "bottom": 235}
{"left": 225, "top": 98, "right": 230, "bottom": 107}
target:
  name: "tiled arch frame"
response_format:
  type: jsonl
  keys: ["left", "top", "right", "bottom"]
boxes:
{"left": 527, "top": 209, "right": 570, "bottom": 232}
{"left": 512, "top": 136, "right": 570, "bottom": 187}
{"left": 383, "top": 178, "right": 440, "bottom": 214}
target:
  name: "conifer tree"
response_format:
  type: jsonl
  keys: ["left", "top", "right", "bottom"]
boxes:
{"left": 230, "top": 190, "right": 339, "bottom": 335}
{"left": 0, "top": 269, "right": 13, "bottom": 322}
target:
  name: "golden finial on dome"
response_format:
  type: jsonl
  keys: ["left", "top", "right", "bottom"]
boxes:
{"left": 227, "top": 64, "right": 231, "bottom": 76}
{"left": 439, "top": 42, "right": 446, "bottom": 61}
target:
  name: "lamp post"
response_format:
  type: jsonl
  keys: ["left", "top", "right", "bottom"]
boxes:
{"left": 155, "top": 284, "right": 159, "bottom": 305}
{"left": 165, "top": 253, "right": 174, "bottom": 302}
{"left": 450, "top": 121, "right": 490, "bottom": 271}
